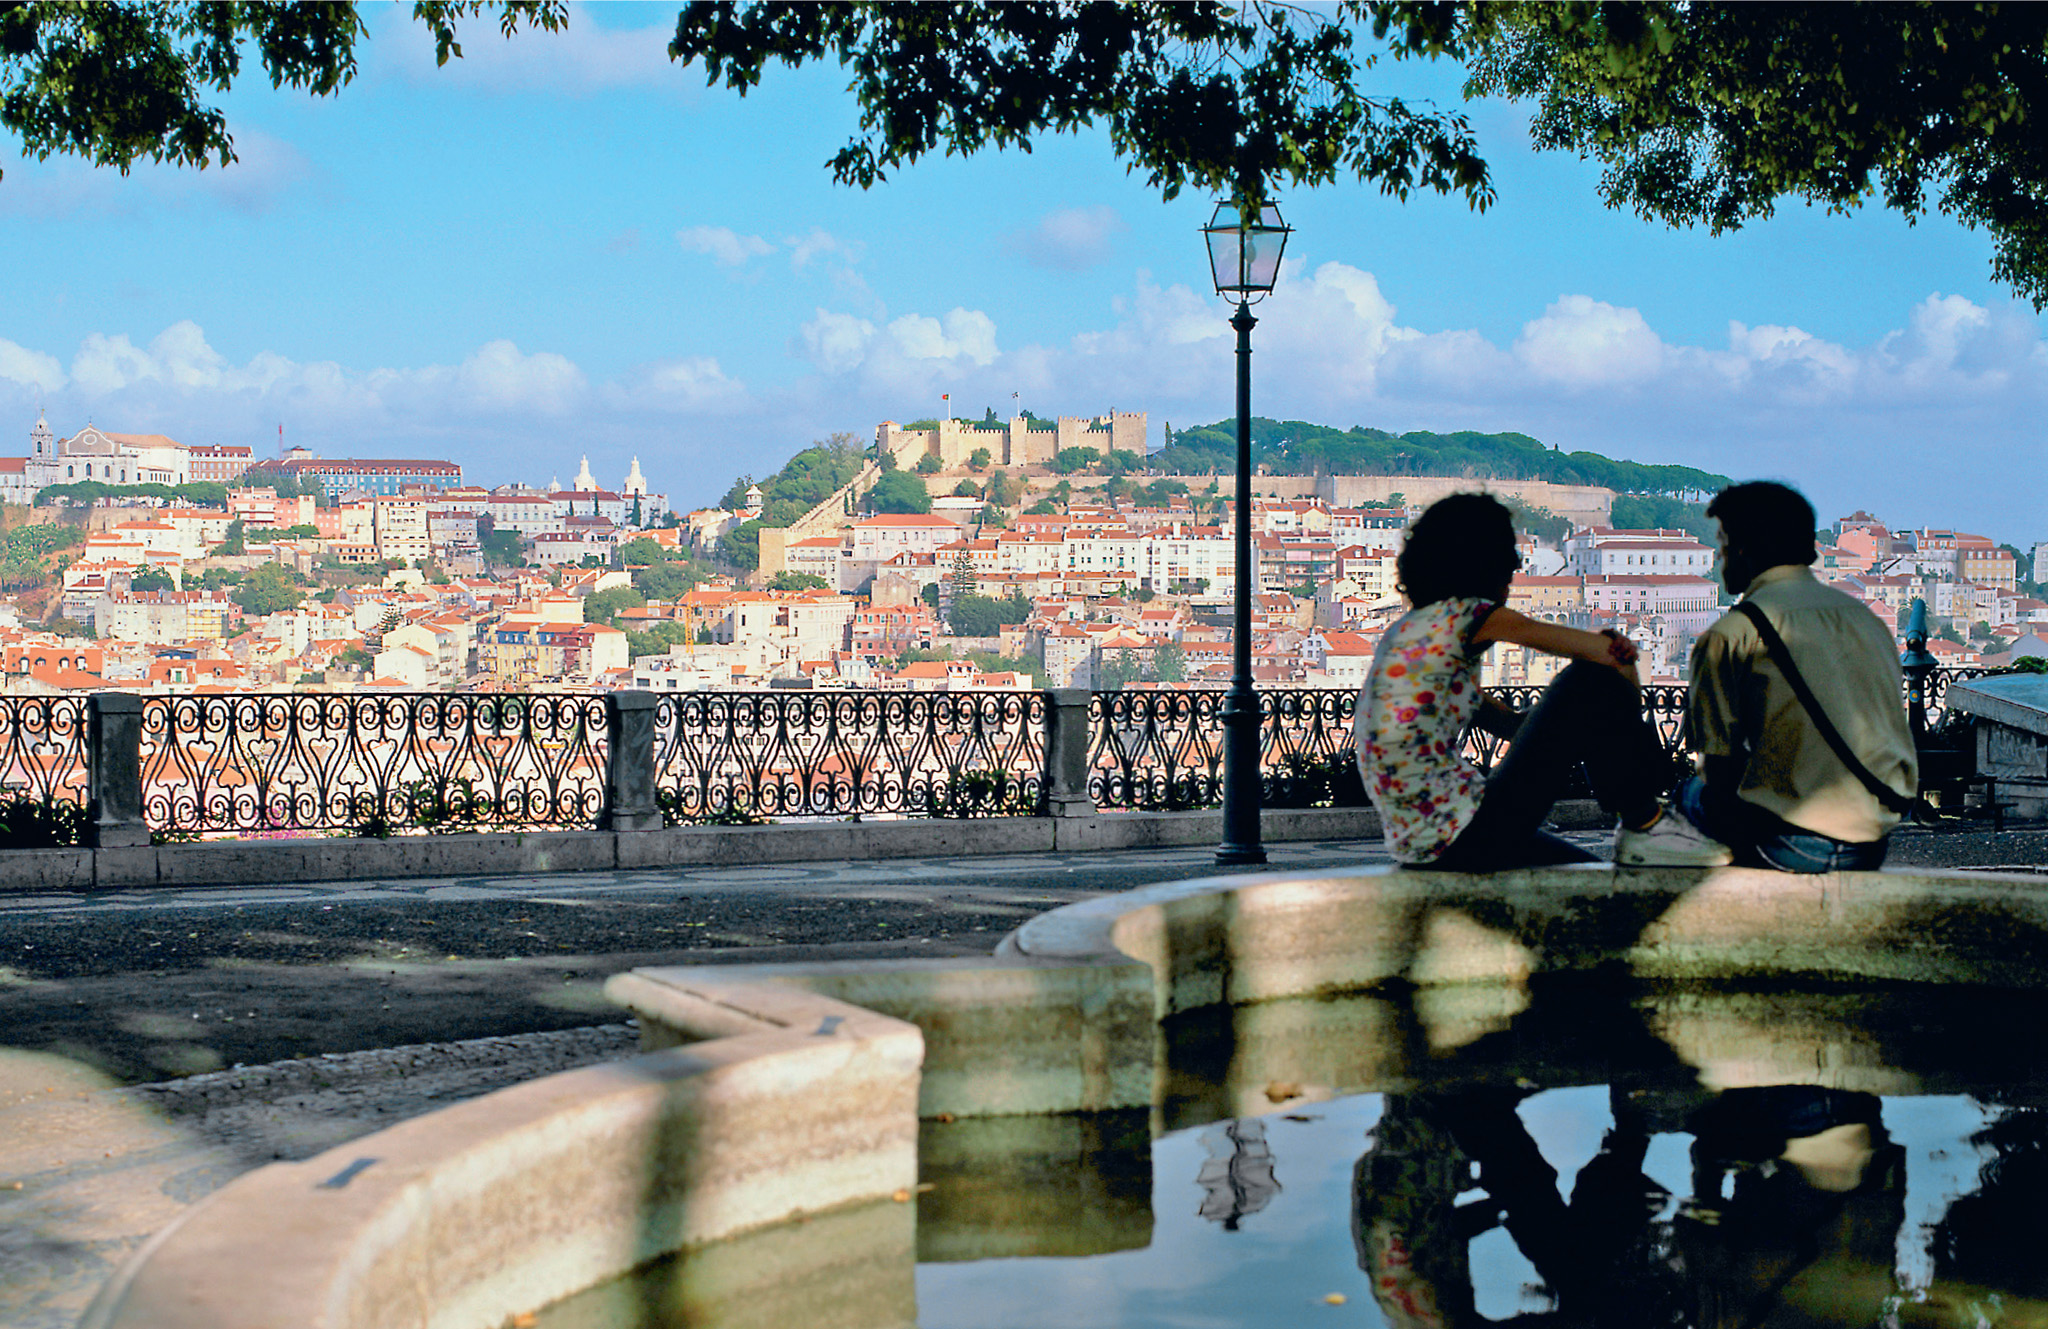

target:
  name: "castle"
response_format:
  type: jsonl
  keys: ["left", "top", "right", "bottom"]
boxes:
{"left": 875, "top": 411, "right": 1147, "bottom": 472}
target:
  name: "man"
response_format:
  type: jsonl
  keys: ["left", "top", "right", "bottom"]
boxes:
{"left": 1677, "top": 481, "right": 1917, "bottom": 871}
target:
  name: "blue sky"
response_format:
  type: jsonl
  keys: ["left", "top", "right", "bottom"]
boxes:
{"left": 1, "top": 3, "right": 2042, "bottom": 542}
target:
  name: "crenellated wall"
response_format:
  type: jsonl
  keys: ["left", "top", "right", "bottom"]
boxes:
{"left": 876, "top": 412, "right": 1147, "bottom": 472}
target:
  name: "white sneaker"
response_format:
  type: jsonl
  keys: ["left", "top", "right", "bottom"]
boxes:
{"left": 1615, "top": 808, "right": 1733, "bottom": 867}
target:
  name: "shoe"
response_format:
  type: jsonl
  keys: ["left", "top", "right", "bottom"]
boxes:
{"left": 1615, "top": 808, "right": 1733, "bottom": 867}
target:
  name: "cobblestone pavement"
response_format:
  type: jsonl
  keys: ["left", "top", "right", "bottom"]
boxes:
{"left": 3, "top": 826, "right": 2046, "bottom": 1327}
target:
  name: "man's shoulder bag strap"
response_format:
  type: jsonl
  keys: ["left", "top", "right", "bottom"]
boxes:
{"left": 1731, "top": 600, "right": 1917, "bottom": 817}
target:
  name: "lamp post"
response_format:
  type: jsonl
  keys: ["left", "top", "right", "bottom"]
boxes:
{"left": 1203, "top": 199, "right": 1290, "bottom": 867}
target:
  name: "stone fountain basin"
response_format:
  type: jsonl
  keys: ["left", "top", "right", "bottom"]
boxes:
{"left": 78, "top": 863, "right": 2048, "bottom": 1329}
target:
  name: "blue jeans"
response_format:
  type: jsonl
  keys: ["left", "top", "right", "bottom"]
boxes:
{"left": 1674, "top": 776, "right": 1888, "bottom": 873}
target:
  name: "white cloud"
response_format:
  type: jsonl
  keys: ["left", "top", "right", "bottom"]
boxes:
{"left": 799, "top": 310, "right": 875, "bottom": 376}
{"left": 604, "top": 356, "right": 746, "bottom": 411}
{"left": 1005, "top": 205, "right": 1129, "bottom": 271}
{"left": 0, "top": 128, "right": 311, "bottom": 219}
{"left": 788, "top": 228, "right": 844, "bottom": 271}
{"left": 1513, "top": 295, "right": 1666, "bottom": 387}
{"left": 887, "top": 310, "right": 998, "bottom": 365}
{"left": 0, "top": 339, "right": 66, "bottom": 392}
{"left": 677, "top": 226, "right": 773, "bottom": 268}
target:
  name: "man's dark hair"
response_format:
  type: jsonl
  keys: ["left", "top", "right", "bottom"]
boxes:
{"left": 1706, "top": 481, "right": 1818, "bottom": 568}
{"left": 1397, "top": 493, "right": 1520, "bottom": 607}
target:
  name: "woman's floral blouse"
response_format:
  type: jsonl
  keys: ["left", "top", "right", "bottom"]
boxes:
{"left": 1355, "top": 596, "right": 1496, "bottom": 863}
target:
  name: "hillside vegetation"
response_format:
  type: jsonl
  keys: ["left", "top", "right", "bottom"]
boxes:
{"left": 1155, "top": 419, "right": 1729, "bottom": 498}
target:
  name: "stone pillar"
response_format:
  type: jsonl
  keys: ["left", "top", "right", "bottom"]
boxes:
{"left": 1042, "top": 688, "right": 1095, "bottom": 818}
{"left": 601, "top": 691, "right": 664, "bottom": 832}
{"left": 87, "top": 693, "right": 150, "bottom": 848}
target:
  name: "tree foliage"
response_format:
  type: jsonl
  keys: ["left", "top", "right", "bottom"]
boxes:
{"left": 946, "top": 591, "right": 1031, "bottom": 638}
{"left": 0, "top": 2, "right": 566, "bottom": 181}
{"left": 1460, "top": 3, "right": 2048, "bottom": 307}
{"left": 231, "top": 562, "right": 303, "bottom": 616}
{"left": 1608, "top": 493, "right": 1717, "bottom": 544}
{"left": 867, "top": 469, "right": 932, "bottom": 515}
{"left": 1153, "top": 417, "right": 1728, "bottom": 496}
{"left": 669, "top": 2, "right": 1491, "bottom": 207}
{"left": 584, "top": 585, "right": 647, "bottom": 626}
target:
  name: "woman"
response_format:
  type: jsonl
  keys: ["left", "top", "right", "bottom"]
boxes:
{"left": 1355, "top": 493, "right": 1728, "bottom": 870}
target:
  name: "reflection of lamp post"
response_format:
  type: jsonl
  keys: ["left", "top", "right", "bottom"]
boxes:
{"left": 1203, "top": 199, "right": 1290, "bottom": 866}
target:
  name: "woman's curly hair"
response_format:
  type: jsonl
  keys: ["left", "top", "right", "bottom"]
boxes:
{"left": 1395, "top": 493, "right": 1521, "bottom": 607}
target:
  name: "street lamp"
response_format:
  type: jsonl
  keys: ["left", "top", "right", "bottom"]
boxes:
{"left": 1202, "top": 199, "right": 1290, "bottom": 867}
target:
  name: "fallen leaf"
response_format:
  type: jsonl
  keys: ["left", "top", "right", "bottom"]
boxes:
{"left": 1265, "top": 1081, "right": 1302, "bottom": 1103}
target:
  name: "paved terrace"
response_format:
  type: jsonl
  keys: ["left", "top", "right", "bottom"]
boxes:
{"left": 5, "top": 825, "right": 2048, "bottom": 1328}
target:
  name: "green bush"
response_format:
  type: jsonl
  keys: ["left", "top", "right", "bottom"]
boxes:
{"left": 0, "top": 798, "right": 84, "bottom": 848}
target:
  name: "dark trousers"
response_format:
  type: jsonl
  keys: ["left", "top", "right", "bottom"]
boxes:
{"left": 1423, "top": 662, "right": 1667, "bottom": 872}
{"left": 1673, "top": 775, "right": 1888, "bottom": 873}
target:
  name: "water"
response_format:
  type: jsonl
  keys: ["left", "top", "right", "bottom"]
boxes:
{"left": 539, "top": 979, "right": 2048, "bottom": 1328}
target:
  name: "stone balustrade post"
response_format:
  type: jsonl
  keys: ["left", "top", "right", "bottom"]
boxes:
{"left": 601, "top": 691, "right": 664, "bottom": 832}
{"left": 1042, "top": 688, "right": 1095, "bottom": 818}
{"left": 87, "top": 692, "right": 150, "bottom": 848}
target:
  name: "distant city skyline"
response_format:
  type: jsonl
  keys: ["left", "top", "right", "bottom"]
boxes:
{"left": 1, "top": 3, "right": 2041, "bottom": 542}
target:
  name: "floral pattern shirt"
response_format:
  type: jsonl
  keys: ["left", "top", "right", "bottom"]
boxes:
{"left": 1355, "top": 596, "right": 1495, "bottom": 863}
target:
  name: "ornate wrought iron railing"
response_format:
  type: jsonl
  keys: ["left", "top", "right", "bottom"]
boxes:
{"left": 6, "top": 665, "right": 2006, "bottom": 839}
{"left": 0, "top": 696, "right": 89, "bottom": 807}
{"left": 652, "top": 690, "right": 1050, "bottom": 821}
{"left": 140, "top": 693, "right": 609, "bottom": 834}
{"left": 1090, "top": 687, "right": 1362, "bottom": 811}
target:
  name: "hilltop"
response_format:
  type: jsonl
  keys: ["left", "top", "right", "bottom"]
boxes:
{"left": 1156, "top": 419, "right": 1729, "bottom": 498}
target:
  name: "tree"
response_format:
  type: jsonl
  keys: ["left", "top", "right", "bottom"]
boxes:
{"left": 867, "top": 469, "right": 932, "bottom": 515}
{"left": 1024, "top": 499, "right": 1058, "bottom": 516}
{"left": 947, "top": 551, "right": 976, "bottom": 603}
{"left": 967, "top": 446, "right": 991, "bottom": 472}
{"left": 482, "top": 528, "right": 525, "bottom": 567}
{"left": 232, "top": 563, "right": 304, "bottom": 616}
{"left": 1462, "top": 4, "right": 2048, "bottom": 306}
{"left": 983, "top": 470, "right": 1019, "bottom": 507}
{"left": 1097, "top": 648, "right": 1143, "bottom": 690}
{"left": 637, "top": 559, "right": 704, "bottom": 600}
{"left": 720, "top": 475, "right": 755, "bottom": 511}
{"left": 0, "top": 2, "right": 566, "bottom": 180}
{"left": 1153, "top": 643, "right": 1187, "bottom": 682}
{"left": 720, "top": 519, "right": 763, "bottom": 570}
{"left": 584, "top": 585, "right": 647, "bottom": 626}
{"left": 952, "top": 479, "right": 982, "bottom": 498}
{"left": 130, "top": 568, "right": 174, "bottom": 593}
{"left": 337, "top": 646, "right": 375, "bottom": 674}
{"left": 947, "top": 591, "right": 1031, "bottom": 637}
{"left": 767, "top": 571, "right": 829, "bottom": 591}
{"left": 1052, "top": 447, "right": 1098, "bottom": 475}
{"left": 670, "top": 3, "right": 1490, "bottom": 207}
{"left": 914, "top": 452, "right": 944, "bottom": 475}
{"left": 618, "top": 536, "right": 671, "bottom": 566}
{"left": 213, "top": 518, "right": 246, "bottom": 556}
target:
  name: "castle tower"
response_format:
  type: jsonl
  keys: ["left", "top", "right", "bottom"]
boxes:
{"left": 573, "top": 454, "right": 597, "bottom": 491}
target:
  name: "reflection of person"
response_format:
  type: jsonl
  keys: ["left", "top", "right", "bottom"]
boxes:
{"left": 1351, "top": 1082, "right": 1903, "bottom": 1327}
{"left": 1678, "top": 481, "right": 1917, "bottom": 871}
{"left": 1355, "top": 493, "right": 1728, "bottom": 870}
{"left": 1681, "top": 1085, "right": 1905, "bottom": 1329}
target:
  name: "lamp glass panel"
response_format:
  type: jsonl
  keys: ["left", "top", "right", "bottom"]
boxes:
{"left": 1206, "top": 227, "right": 1241, "bottom": 293}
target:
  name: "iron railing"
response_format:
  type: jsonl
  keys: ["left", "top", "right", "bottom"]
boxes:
{"left": 5, "top": 666, "right": 2007, "bottom": 838}
{"left": 139, "top": 693, "right": 609, "bottom": 835}
{"left": 652, "top": 690, "right": 1049, "bottom": 821}
{"left": 0, "top": 696, "right": 89, "bottom": 808}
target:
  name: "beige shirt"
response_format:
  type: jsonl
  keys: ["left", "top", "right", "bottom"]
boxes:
{"left": 1682, "top": 564, "right": 1917, "bottom": 842}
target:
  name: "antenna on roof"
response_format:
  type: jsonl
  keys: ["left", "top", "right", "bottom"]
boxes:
{"left": 277, "top": 422, "right": 285, "bottom": 458}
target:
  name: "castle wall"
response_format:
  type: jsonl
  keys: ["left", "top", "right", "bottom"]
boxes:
{"left": 878, "top": 412, "right": 1147, "bottom": 473}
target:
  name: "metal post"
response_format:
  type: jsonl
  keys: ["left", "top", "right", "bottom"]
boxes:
{"left": 1217, "top": 301, "right": 1266, "bottom": 866}
{"left": 600, "top": 691, "right": 664, "bottom": 831}
{"left": 87, "top": 693, "right": 150, "bottom": 848}
{"left": 1042, "top": 687, "right": 1095, "bottom": 817}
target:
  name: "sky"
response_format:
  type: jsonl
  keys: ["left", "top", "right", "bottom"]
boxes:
{"left": 1, "top": 3, "right": 2042, "bottom": 543}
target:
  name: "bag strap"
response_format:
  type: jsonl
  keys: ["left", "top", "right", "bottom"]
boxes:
{"left": 1732, "top": 600, "right": 1917, "bottom": 816}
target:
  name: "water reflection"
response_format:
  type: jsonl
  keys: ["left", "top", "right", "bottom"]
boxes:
{"left": 542, "top": 980, "right": 2048, "bottom": 1328}
{"left": 1356, "top": 1084, "right": 1912, "bottom": 1327}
